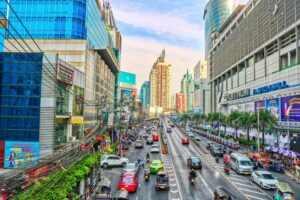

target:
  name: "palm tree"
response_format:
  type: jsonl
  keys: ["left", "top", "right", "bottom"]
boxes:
{"left": 253, "top": 110, "right": 278, "bottom": 145}
{"left": 237, "top": 112, "right": 256, "bottom": 141}
{"left": 218, "top": 112, "right": 227, "bottom": 135}
{"left": 192, "top": 113, "right": 201, "bottom": 123}
{"left": 226, "top": 110, "right": 241, "bottom": 138}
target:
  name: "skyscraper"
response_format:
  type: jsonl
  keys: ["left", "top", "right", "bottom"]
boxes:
{"left": 181, "top": 70, "right": 194, "bottom": 112}
{"left": 176, "top": 93, "right": 185, "bottom": 113}
{"left": 140, "top": 81, "right": 150, "bottom": 108}
{"left": 203, "top": 0, "right": 236, "bottom": 58}
{"left": 149, "top": 50, "right": 171, "bottom": 112}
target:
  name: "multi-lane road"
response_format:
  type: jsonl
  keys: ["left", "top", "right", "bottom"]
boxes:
{"left": 102, "top": 118, "right": 299, "bottom": 200}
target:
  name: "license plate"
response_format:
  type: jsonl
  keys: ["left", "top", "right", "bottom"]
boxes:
{"left": 160, "top": 186, "right": 165, "bottom": 189}
{"left": 243, "top": 172, "right": 250, "bottom": 175}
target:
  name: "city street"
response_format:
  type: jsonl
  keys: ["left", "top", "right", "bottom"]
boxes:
{"left": 102, "top": 127, "right": 170, "bottom": 200}
{"left": 190, "top": 126, "right": 300, "bottom": 200}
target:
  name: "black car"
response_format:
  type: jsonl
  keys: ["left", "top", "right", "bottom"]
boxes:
{"left": 170, "top": 124, "right": 175, "bottom": 128}
{"left": 143, "top": 135, "right": 148, "bottom": 140}
{"left": 187, "top": 156, "right": 202, "bottom": 170}
{"left": 212, "top": 145, "right": 223, "bottom": 157}
{"left": 167, "top": 128, "right": 172, "bottom": 133}
{"left": 146, "top": 138, "right": 153, "bottom": 145}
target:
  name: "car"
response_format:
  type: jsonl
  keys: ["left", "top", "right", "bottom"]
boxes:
{"left": 135, "top": 140, "right": 144, "bottom": 148}
{"left": 249, "top": 157, "right": 259, "bottom": 170}
{"left": 170, "top": 123, "right": 175, "bottom": 128}
{"left": 101, "top": 155, "right": 129, "bottom": 169}
{"left": 187, "top": 156, "right": 202, "bottom": 170}
{"left": 151, "top": 144, "right": 160, "bottom": 153}
{"left": 182, "top": 138, "right": 189, "bottom": 145}
{"left": 142, "top": 135, "right": 148, "bottom": 140}
{"left": 167, "top": 128, "right": 172, "bottom": 133}
{"left": 195, "top": 136, "right": 201, "bottom": 141}
{"left": 187, "top": 131, "right": 195, "bottom": 138}
{"left": 152, "top": 134, "right": 159, "bottom": 141}
{"left": 150, "top": 160, "right": 164, "bottom": 174}
{"left": 123, "top": 162, "right": 139, "bottom": 175}
{"left": 251, "top": 171, "right": 278, "bottom": 189}
{"left": 212, "top": 144, "right": 223, "bottom": 157}
{"left": 146, "top": 138, "right": 153, "bottom": 145}
{"left": 118, "top": 173, "right": 138, "bottom": 192}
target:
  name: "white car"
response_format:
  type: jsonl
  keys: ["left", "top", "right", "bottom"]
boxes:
{"left": 150, "top": 144, "right": 160, "bottom": 153}
{"left": 195, "top": 136, "right": 201, "bottom": 141}
{"left": 101, "top": 155, "right": 129, "bottom": 169}
{"left": 187, "top": 132, "right": 195, "bottom": 138}
{"left": 251, "top": 171, "right": 278, "bottom": 189}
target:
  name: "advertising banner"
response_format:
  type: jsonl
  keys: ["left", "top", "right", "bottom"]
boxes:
{"left": 73, "top": 86, "right": 84, "bottom": 116}
{"left": 121, "top": 89, "right": 135, "bottom": 102}
{"left": 120, "top": 71, "right": 136, "bottom": 85}
{"left": 281, "top": 95, "right": 300, "bottom": 122}
{"left": 255, "top": 100, "right": 266, "bottom": 111}
{"left": 4, "top": 141, "right": 40, "bottom": 169}
{"left": 266, "top": 98, "right": 280, "bottom": 120}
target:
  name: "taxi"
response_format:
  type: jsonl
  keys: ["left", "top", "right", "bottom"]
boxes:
{"left": 150, "top": 160, "right": 164, "bottom": 174}
{"left": 118, "top": 173, "right": 138, "bottom": 193}
{"left": 152, "top": 134, "right": 159, "bottom": 141}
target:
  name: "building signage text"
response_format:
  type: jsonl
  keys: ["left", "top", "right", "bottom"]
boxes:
{"left": 253, "top": 81, "right": 288, "bottom": 95}
{"left": 57, "top": 64, "right": 74, "bottom": 85}
{"left": 224, "top": 89, "right": 251, "bottom": 101}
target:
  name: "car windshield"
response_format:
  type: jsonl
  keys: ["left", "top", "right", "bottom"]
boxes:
{"left": 152, "top": 162, "right": 161, "bottom": 166}
{"left": 240, "top": 161, "right": 252, "bottom": 166}
{"left": 124, "top": 164, "right": 135, "bottom": 170}
{"left": 261, "top": 174, "right": 275, "bottom": 180}
{"left": 152, "top": 145, "right": 159, "bottom": 148}
{"left": 121, "top": 177, "right": 133, "bottom": 183}
{"left": 192, "top": 158, "right": 200, "bottom": 163}
{"left": 136, "top": 140, "right": 142, "bottom": 143}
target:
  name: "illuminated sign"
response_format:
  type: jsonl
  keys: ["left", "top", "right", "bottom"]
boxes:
{"left": 253, "top": 81, "right": 288, "bottom": 95}
{"left": 224, "top": 89, "right": 250, "bottom": 101}
{"left": 71, "top": 116, "right": 84, "bottom": 124}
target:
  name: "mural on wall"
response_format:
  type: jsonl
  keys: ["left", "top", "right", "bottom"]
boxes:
{"left": 4, "top": 141, "right": 39, "bottom": 169}
{"left": 281, "top": 95, "right": 300, "bottom": 122}
{"left": 266, "top": 98, "right": 280, "bottom": 120}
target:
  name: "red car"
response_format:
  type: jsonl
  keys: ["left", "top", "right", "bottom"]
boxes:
{"left": 182, "top": 138, "right": 189, "bottom": 144}
{"left": 118, "top": 173, "right": 138, "bottom": 192}
{"left": 152, "top": 134, "right": 159, "bottom": 141}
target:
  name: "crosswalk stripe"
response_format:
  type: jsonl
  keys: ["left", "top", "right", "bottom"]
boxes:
{"left": 229, "top": 177, "right": 249, "bottom": 182}
{"left": 234, "top": 182, "right": 257, "bottom": 188}
{"left": 239, "top": 188, "right": 268, "bottom": 195}
{"left": 246, "top": 194, "right": 270, "bottom": 200}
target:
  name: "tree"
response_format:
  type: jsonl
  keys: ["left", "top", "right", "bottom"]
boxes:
{"left": 253, "top": 110, "right": 278, "bottom": 145}
{"left": 226, "top": 111, "right": 241, "bottom": 138}
{"left": 218, "top": 112, "right": 228, "bottom": 135}
{"left": 192, "top": 113, "right": 201, "bottom": 122}
{"left": 237, "top": 112, "right": 256, "bottom": 141}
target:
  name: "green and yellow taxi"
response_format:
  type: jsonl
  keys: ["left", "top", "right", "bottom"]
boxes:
{"left": 150, "top": 160, "right": 164, "bottom": 174}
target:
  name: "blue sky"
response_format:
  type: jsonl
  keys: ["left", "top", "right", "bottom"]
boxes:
{"left": 110, "top": 0, "right": 249, "bottom": 93}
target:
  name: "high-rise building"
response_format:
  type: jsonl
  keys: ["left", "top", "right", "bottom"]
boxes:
{"left": 149, "top": 50, "right": 172, "bottom": 113}
{"left": 194, "top": 60, "right": 211, "bottom": 114}
{"left": 140, "top": 81, "right": 150, "bottom": 108}
{"left": 181, "top": 70, "right": 194, "bottom": 112}
{"left": 203, "top": 0, "right": 236, "bottom": 58}
{"left": 176, "top": 93, "right": 185, "bottom": 113}
{"left": 0, "top": 0, "right": 121, "bottom": 158}
{"left": 208, "top": 0, "right": 300, "bottom": 145}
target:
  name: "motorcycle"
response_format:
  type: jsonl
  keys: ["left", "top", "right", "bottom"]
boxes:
{"left": 224, "top": 165, "right": 230, "bottom": 175}
{"left": 146, "top": 157, "right": 150, "bottom": 163}
{"left": 189, "top": 176, "right": 196, "bottom": 185}
{"left": 144, "top": 172, "right": 150, "bottom": 181}
{"left": 215, "top": 156, "right": 220, "bottom": 164}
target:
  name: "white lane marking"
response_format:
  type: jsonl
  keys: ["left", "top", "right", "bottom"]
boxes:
{"left": 229, "top": 177, "right": 250, "bottom": 182}
{"left": 197, "top": 171, "right": 214, "bottom": 196}
{"left": 136, "top": 197, "right": 139, "bottom": 200}
{"left": 170, "top": 183, "right": 177, "bottom": 187}
{"left": 246, "top": 194, "right": 270, "bottom": 200}
{"left": 170, "top": 190, "right": 179, "bottom": 194}
{"left": 239, "top": 188, "right": 268, "bottom": 195}
{"left": 234, "top": 182, "right": 257, "bottom": 188}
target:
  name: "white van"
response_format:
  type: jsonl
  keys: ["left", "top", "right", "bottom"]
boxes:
{"left": 230, "top": 152, "right": 253, "bottom": 175}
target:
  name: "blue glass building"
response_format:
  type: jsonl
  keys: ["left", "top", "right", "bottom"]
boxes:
{"left": 0, "top": 53, "right": 43, "bottom": 141}
{"left": 204, "top": 0, "right": 236, "bottom": 57}
{"left": 140, "top": 81, "right": 150, "bottom": 108}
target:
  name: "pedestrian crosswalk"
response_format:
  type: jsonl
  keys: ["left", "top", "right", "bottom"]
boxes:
{"left": 202, "top": 154, "right": 272, "bottom": 200}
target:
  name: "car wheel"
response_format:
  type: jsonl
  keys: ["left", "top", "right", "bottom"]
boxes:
{"left": 103, "top": 163, "right": 108, "bottom": 169}
{"left": 260, "top": 182, "right": 263, "bottom": 189}
{"left": 121, "top": 162, "right": 126, "bottom": 167}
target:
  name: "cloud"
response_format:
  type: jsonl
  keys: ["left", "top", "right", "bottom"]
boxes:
{"left": 120, "top": 36, "right": 204, "bottom": 93}
{"left": 112, "top": 4, "right": 203, "bottom": 42}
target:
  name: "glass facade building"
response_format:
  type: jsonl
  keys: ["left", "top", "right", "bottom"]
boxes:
{"left": 204, "top": 0, "right": 236, "bottom": 57}
{"left": 0, "top": 53, "right": 42, "bottom": 141}
{"left": 140, "top": 81, "right": 150, "bottom": 108}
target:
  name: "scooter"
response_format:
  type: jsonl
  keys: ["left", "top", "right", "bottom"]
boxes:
{"left": 189, "top": 176, "right": 196, "bottom": 185}
{"left": 144, "top": 171, "right": 150, "bottom": 181}
{"left": 215, "top": 156, "right": 220, "bottom": 164}
{"left": 224, "top": 165, "right": 230, "bottom": 175}
{"left": 146, "top": 157, "right": 150, "bottom": 163}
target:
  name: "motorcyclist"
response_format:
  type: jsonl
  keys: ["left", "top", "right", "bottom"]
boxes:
{"left": 215, "top": 155, "right": 220, "bottom": 163}
{"left": 137, "top": 157, "right": 142, "bottom": 167}
{"left": 189, "top": 169, "right": 197, "bottom": 181}
{"left": 146, "top": 152, "right": 150, "bottom": 162}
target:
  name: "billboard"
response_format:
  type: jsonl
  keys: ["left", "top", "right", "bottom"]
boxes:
{"left": 4, "top": 141, "right": 40, "bottom": 169}
{"left": 255, "top": 100, "right": 266, "bottom": 111}
{"left": 120, "top": 71, "right": 136, "bottom": 85}
{"left": 266, "top": 98, "right": 280, "bottom": 120}
{"left": 121, "top": 89, "right": 136, "bottom": 102}
{"left": 281, "top": 95, "right": 300, "bottom": 122}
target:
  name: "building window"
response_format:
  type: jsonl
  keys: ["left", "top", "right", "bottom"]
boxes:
{"left": 56, "top": 83, "right": 69, "bottom": 115}
{"left": 280, "top": 54, "right": 288, "bottom": 69}
{"left": 290, "top": 50, "right": 297, "bottom": 65}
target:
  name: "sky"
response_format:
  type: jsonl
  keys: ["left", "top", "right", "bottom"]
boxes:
{"left": 110, "top": 0, "right": 249, "bottom": 94}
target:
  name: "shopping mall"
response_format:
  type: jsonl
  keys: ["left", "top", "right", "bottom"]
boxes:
{"left": 208, "top": 0, "right": 300, "bottom": 148}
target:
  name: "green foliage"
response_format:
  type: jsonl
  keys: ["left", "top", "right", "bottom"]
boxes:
{"left": 110, "top": 142, "right": 120, "bottom": 154}
{"left": 13, "top": 153, "right": 102, "bottom": 200}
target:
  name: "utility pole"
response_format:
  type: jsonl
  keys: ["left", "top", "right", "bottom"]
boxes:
{"left": 257, "top": 109, "right": 260, "bottom": 152}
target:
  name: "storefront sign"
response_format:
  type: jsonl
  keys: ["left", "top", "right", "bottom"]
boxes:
{"left": 107, "top": 113, "right": 114, "bottom": 126}
{"left": 255, "top": 100, "right": 266, "bottom": 110}
{"left": 253, "top": 81, "right": 288, "bottom": 95}
{"left": 266, "top": 98, "right": 280, "bottom": 120}
{"left": 281, "top": 95, "right": 300, "bottom": 122}
{"left": 57, "top": 64, "right": 74, "bottom": 85}
{"left": 71, "top": 116, "right": 84, "bottom": 124}
{"left": 224, "top": 89, "right": 250, "bottom": 101}
{"left": 4, "top": 141, "right": 40, "bottom": 169}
